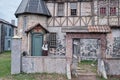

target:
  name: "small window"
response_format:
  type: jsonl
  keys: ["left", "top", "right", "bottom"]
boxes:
{"left": 70, "top": 3, "right": 77, "bottom": 16}
{"left": 8, "top": 40, "right": 10, "bottom": 48}
{"left": 5, "top": 27, "right": 7, "bottom": 36}
{"left": 57, "top": 3, "right": 64, "bottom": 16}
{"left": 100, "top": 7, "right": 106, "bottom": 16}
{"left": 23, "top": 16, "right": 27, "bottom": 34}
{"left": 23, "top": 16, "right": 27, "bottom": 30}
{"left": 110, "top": 7, "right": 116, "bottom": 16}
{"left": 49, "top": 33, "right": 56, "bottom": 48}
{"left": 9, "top": 28, "right": 11, "bottom": 36}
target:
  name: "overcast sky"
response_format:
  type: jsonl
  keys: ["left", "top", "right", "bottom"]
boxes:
{"left": 0, "top": 0, "right": 21, "bottom": 25}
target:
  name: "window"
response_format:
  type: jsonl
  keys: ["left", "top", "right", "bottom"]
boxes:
{"left": 5, "top": 27, "right": 7, "bottom": 36}
{"left": 110, "top": 7, "right": 116, "bottom": 16}
{"left": 23, "top": 16, "right": 27, "bottom": 34}
{"left": 8, "top": 40, "right": 10, "bottom": 48}
{"left": 23, "top": 16, "right": 27, "bottom": 29}
{"left": 9, "top": 28, "right": 11, "bottom": 36}
{"left": 57, "top": 3, "right": 64, "bottom": 16}
{"left": 100, "top": 7, "right": 106, "bottom": 15}
{"left": 70, "top": 3, "right": 77, "bottom": 16}
{"left": 49, "top": 33, "right": 56, "bottom": 48}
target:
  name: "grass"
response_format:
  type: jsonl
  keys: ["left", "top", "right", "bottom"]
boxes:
{"left": 0, "top": 51, "right": 11, "bottom": 77}
{"left": 78, "top": 60, "right": 97, "bottom": 73}
{"left": 0, "top": 52, "right": 119, "bottom": 80}
{"left": 0, "top": 51, "right": 67, "bottom": 80}
{"left": 78, "top": 60, "right": 120, "bottom": 80}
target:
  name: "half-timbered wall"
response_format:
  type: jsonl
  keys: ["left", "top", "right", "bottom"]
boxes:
{"left": 46, "top": 0, "right": 120, "bottom": 27}
{"left": 46, "top": 1, "right": 93, "bottom": 27}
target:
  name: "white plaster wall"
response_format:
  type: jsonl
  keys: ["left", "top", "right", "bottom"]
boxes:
{"left": 81, "top": 2, "right": 91, "bottom": 16}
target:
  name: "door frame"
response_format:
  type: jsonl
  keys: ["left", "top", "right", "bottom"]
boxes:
{"left": 31, "top": 32, "right": 43, "bottom": 56}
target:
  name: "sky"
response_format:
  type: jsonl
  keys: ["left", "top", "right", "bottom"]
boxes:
{"left": 0, "top": 0, "right": 22, "bottom": 25}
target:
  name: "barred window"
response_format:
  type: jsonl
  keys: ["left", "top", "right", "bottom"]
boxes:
{"left": 100, "top": 7, "right": 106, "bottom": 15}
{"left": 49, "top": 33, "right": 56, "bottom": 48}
{"left": 70, "top": 3, "right": 77, "bottom": 16}
{"left": 57, "top": 3, "right": 64, "bottom": 16}
{"left": 110, "top": 7, "right": 116, "bottom": 16}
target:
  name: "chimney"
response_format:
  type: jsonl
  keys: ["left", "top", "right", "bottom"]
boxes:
{"left": 11, "top": 20, "right": 15, "bottom": 25}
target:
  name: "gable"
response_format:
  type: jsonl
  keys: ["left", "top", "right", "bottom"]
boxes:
{"left": 25, "top": 23, "right": 49, "bottom": 33}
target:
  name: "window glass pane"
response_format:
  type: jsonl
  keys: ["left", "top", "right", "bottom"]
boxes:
{"left": 100, "top": 7, "right": 106, "bottom": 15}
{"left": 70, "top": 3, "right": 77, "bottom": 16}
{"left": 8, "top": 40, "right": 10, "bottom": 48}
{"left": 58, "top": 3, "right": 64, "bottom": 16}
{"left": 9, "top": 28, "right": 11, "bottom": 36}
{"left": 49, "top": 33, "right": 56, "bottom": 48}
{"left": 110, "top": 7, "right": 116, "bottom": 15}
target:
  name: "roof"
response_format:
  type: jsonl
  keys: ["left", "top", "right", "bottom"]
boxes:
{"left": 0, "top": 18, "right": 16, "bottom": 27}
{"left": 15, "top": 0, "right": 51, "bottom": 17}
{"left": 88, "top": 26, "right": 111, "bottom": 33}
{"left": 25, "top": 23, "right": 49, "bottom": 33}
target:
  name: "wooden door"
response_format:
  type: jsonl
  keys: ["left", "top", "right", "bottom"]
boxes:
{"left": 32, "top": 33, "right": 43, "bottom": 56}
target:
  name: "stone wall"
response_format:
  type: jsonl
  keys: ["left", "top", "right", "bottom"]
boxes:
{"left": 66, "top": 33, "right": 106, "bottom": 60}
{"left": 105, "top": 59, "right": 120, "bottom": 75}
{"left": 106, "top": 28, "right": 120, "bottom": 58}
{"left": 48, "top": 27, "right": 66, "bottom": 56}
{"left": 17, "top": 15, "right": 48, "bottom": 52}
{"left": 22, "top": 56, "right": 67, "bottom": 74}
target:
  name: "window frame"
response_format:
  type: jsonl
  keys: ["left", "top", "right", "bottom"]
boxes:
{"left": 57, "top": 3, "right": 64, "bottom": 17}
{"left": 110, "top": 7, "right": 116, "bottom": 16}
{"left": 99, "top": 7, "right": 106, "bottom": 16}
{"left": 8, "top": 40, "right": 10, "bottom": 48}
{"left": 49, "top": 33, "right": 57, "bottom": 48}
{"left": 70, "top": 2, "right": 77, "bottom": 16}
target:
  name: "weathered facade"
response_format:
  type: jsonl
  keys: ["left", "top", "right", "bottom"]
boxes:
{"left": 12, "top": 0, "right": 120, "bottom": 77}
{"left": 0, "top": 19, "right": 16, "bottom": 53}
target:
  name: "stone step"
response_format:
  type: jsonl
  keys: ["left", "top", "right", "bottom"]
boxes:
{"left": 78, "top": 75, "right": 96, "bottom": 80}
{"left": 76, "top": 69, "right": 87, "bottom": 73}
{"left": 77, "top": 72, "right": 96, "bottom": 76}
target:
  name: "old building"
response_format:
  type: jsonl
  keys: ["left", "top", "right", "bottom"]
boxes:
{"left": 0, "top": 18, "right": 16, "bottom": 53}
{"left": 12, "top": 0, "right": 120, "bottom": 77}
